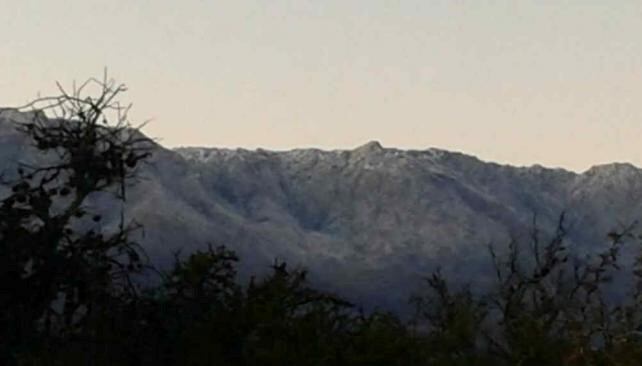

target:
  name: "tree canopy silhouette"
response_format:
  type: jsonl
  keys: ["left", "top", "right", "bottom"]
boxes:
{"left": 0, "top": 74, "right": 153, "bottom": 363}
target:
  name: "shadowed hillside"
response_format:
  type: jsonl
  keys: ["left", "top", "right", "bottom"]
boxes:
{"left": 3, "top": 109, "right": 642, "bottom": 313}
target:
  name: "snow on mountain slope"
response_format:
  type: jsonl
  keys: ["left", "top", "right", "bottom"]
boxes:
{"left": 2, "top": 110, "right": 641, "bottom": 313}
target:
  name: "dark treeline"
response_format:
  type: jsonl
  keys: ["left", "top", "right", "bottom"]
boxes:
{"left": 4, "top": 78, "right": 642, "bottom": 365}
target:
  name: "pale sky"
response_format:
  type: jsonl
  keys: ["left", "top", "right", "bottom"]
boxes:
{"left": 2, "top": 1, "right": 642, "bottom": 172}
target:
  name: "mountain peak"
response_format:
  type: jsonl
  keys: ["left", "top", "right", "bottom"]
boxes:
{"left": 353, "top": 140, "right": 384, "bottom": 154}
{"left": 0, "top": 108, "right": 46, "bottom": 124}
{"left": 585, "top": 162, "right": 640, "bottom": 176}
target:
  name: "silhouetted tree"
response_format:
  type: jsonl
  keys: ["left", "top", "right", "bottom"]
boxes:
{"left": 411, "top": 214, "right": 642, "bottom": 365}
{"left": 0, "top": 73, "right": 152, "bottom": 364}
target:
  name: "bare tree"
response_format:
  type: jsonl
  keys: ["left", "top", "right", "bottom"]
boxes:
{"left": 0, "top": 73, "right": 153, "bottom": 362}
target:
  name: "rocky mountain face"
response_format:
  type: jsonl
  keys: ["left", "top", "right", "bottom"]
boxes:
{"left": 2, "top": 109, "right": 642, "bottom": 313}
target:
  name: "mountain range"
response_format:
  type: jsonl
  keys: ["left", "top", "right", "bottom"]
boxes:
{"left": 2, "top": 108, "right": 642, "bottom": 313}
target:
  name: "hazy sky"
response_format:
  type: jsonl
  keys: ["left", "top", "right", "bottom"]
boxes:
{"left": 2, "top": 1, "right": 642, "bottom": 171}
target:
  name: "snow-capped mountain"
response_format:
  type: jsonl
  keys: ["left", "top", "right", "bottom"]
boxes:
{"left": 2, "top": 109, "right": 641, "bottom": 313}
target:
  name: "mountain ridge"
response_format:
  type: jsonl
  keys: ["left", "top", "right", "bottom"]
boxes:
{"left": 2, "top": 110, "right": 642, "bottom": 313}
{"left": 174, "top": 140, "right": 625, "bottom": 175}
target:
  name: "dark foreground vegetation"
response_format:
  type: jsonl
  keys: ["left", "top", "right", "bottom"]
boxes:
{"left": 4, "top": 77, "right": 642, "bottom": 365}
